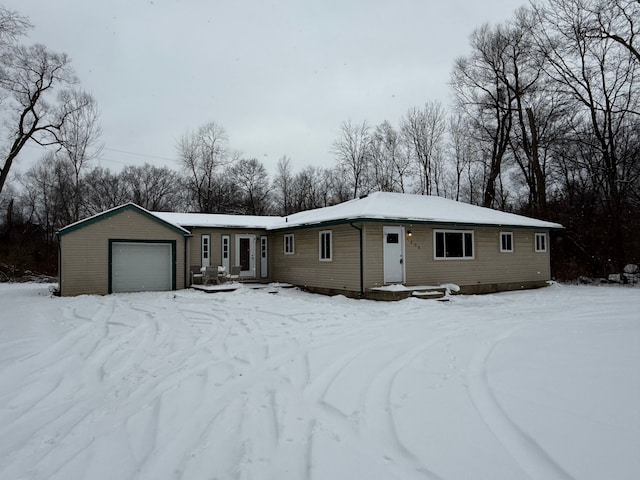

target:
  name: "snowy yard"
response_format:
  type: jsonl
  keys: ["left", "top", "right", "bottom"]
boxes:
{"left": 0, "top": 283, "right": 638, "bottom": 480}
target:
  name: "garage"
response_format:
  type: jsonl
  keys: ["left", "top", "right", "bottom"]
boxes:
{"left": 57, "top": 203, "right": 190, "bottom": 296}
{"left": 110, "top": 241, "right": 175, "bottom": 293}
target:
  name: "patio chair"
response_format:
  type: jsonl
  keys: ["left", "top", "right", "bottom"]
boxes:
{"left": 227, "top": 265, "right": 242, "bottom": 282}
{"left": 202, "top": 266, "right": 221, "bottom": 285}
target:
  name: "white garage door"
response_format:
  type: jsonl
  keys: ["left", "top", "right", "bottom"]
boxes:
{"left": 111, "top": 242, "right": 173, "bottom": 293}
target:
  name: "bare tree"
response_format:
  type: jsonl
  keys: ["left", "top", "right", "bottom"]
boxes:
{"left": 20, "top": 153, "right": 74, "bottom": 241}
{"left": 369, "top": 121, "right": 412, "bottom": 193}
{"left": 272, "top": 155, "right": 295, "bottom": 215}
{"left": 83, "top": 166, "right": 129, "bottom": 214}
{"left": 590, "top": 0, "right": 640, "bottom": 63}
{"left": 451, "top": 25, "right": 514, "bottom": 208}
{"left": 120, "top": 163, "right": 184, "bottom": 211}
{"left": 401, "top": 101, "right": 446, "bottom": 196}
{"left": 448, "top": 115, "right": 477, "bottom": 202}
{"left": 228, "top": 158, "right": 272, "bottom": 215}
{"left": 56, "top": 90, "right": 102, "bottom": 222}
{"left": 0, "top": 43, "right": 80, "bottom": 195}
{"left": 532, "top": 0, "right": 640, "bottom": 266}
{"left": 178, "top": 122, "right": 235, "bottom": 212}
{"left": 332, "top": 119, "right": 371, "bottom": 199}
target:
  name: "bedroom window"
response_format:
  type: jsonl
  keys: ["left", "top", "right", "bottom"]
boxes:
{"left": 535, "top": 233, "right": 547, "bottom": 252}
{"left": 319, "top": 230, "right": 332, "bottom": 261}
{"left": 500, "top": 232, "right": 513, "bottom": 252}
{"left": 434, "top": 230, "right": 474, "bottom": 259}
{"left": 284, "top": 234, "right": 295, "bottom": 255}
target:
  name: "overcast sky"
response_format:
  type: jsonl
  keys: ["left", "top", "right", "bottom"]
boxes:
{"left": 5, "top": 0, "right": 526, "bottom": 174}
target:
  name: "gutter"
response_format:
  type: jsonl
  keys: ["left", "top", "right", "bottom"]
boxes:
{"left": 349, "top": 222, "right": 364, "bottom": 297}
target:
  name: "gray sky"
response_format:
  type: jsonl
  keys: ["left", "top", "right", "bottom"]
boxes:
{"left": 5, "top": 0, "right": 526, "bottom": 174}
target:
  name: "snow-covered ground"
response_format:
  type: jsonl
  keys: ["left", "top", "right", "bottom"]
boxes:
{"left": 0, "top": 283, "right": 638, "bottom": 480}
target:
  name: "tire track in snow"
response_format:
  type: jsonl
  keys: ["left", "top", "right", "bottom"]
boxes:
{"left": 467, "top": 327, "right": 575, "bottom": 480}
{"left": 357, "top": 334, "right": 461, "bottom": 480}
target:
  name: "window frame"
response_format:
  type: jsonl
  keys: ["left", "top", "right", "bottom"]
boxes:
{"left": 500, "top": 231, "right": 514, "bottom": 253}
{"left": 433, "top": 229, "right": 475, "bottom": 260}
{"left": 284, "top": 233, "right": 295, "bottom": 255}
{"left": 319, "top": 230, "right": 333, "bottom": 262}
{"left": 535, "top": 232, "right": 547, "bottom": 252}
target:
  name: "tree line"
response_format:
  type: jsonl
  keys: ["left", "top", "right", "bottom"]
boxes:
{"left": 1, "top": 0, "right": 639, "bottom": 279}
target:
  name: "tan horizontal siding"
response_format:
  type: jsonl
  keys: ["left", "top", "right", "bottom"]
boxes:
{"left": 60, "top": 209, "right": 186, "bottom": 296}
{"left": 399, "top": 225, "right": 550, "bottom": 287}
{"left": 189, "top": 228, "right": 270, "bottom": 280}
{"left": 363, "top": 223, "right": 384, "bottom": 287}
{"left": 271, "top": 224, "right": 361, "bottom": 292}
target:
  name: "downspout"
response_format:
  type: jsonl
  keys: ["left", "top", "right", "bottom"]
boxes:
{"left": 55, "top": 232, "right": 62, "bottom": 296}
{"left": 184, "top": 235, "right": 189, "bottom": 289}
{"left": 349, "top": 222, "right": 364, "bottom": 297}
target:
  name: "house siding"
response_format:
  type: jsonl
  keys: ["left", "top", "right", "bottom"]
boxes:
{"left": 188, "top": 228, "right": 271, "bottom": 281}
{"left": 60, "top": 209, "right": 187, "bottom": 296}
{"left": 363, "top": 223, "right": 551, "bottom": 290}
{"left": 271, "top": 224, "right": 361, "bottom": 292}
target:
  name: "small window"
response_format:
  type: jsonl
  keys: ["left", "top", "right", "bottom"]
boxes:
{"left": 434, "top": 230, "right": 474, "bottom": 259}
{"left": 284, "top": 234, "right": 295, "bottom": 255}
{"left": 535, "top": 233, "right": 547, "bottom": 252}
{"left": 386, "top": 233, "right": 399, "bottom": 244}
{"left": 500, "top": 232, "right": 513, "bottom": 252}
{"left": 319, "top": 230, "right": 332, "bottom": 261}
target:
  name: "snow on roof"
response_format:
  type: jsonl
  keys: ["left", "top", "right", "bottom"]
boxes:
{"left": 152, "top": 211, "right": 282, "bottom": 229}
{"left": 276, "top": 192, "right": 563, "bottom": 229}
{"left": 58, "top": 202, "right": 192, "bottom": 236}
{"left": 150, "top": 193, "right": 563, "bottom": 231}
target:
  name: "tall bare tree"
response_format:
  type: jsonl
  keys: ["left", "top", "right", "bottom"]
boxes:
{"left": 229, "top": 158, "right": 272, "bottom": 215}
{"left": 273, "top": 155, "right": 295, "bottom": 215}
{"left": 591, "top": 0, "right": 640, "bottom": 63}
{"left": 178, "top": 122, "right": 235, "bottom": 213}
{"left": 532, "top": 0, "right": 640, "bottom": 266}
{"left": 401, "top": 101, "right": 446, "bottom": 196}
{"left": 369, "top": 121, "right": 412, "bottom": 193}
{"left": 451, "top": 25, "right": 514, "bottom": 207}
{"left": 120, "top": 163, "right": 184, "bottom": 211}
{"left": 56, "top": 89, "right": 102, "bottom": 222}
{"left": 83, "top": 166, "right": 129, "bottom": 214}
{"left": 0, "top": 42, "right": 81, "bottom": 195}
{"left": 332, "top": 120, "right": 371, "bottom": 199}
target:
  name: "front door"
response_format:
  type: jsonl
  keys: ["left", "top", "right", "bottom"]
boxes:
{"left": 235, "top": 234, "right": 256, "bottom": 278}
{"left": 383, "top": 226, "right": 405, "bottom": 284}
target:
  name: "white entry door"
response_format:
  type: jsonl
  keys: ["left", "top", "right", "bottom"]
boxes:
{"left": 235, "top": 234, "right": 256, "bottom": 278}
{"left": 383, "top": 226, "right": 405, "bottom": 284}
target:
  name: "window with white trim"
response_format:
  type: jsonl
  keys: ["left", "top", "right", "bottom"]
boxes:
{"left": 319, "top": 230, "right": 332, "bottom": 261}
{"left": 535, "top": 232, "right": 547, "bottom": 252}
{"left": 500, "top": 232, "right": 513, "bottom": 252}
{"left": 434, "top": 230, "right": 474, "bottom": 259}
{"left": 284, "top": 234, "right": 295, "bottom": 255}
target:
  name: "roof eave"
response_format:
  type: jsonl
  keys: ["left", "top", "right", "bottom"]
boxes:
{"left": 268, "top": 216, "right": 564, "bottom": 231}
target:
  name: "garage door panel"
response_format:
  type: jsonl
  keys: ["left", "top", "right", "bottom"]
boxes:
{"left": 111, "top": 242, "right": 173, "bottom": 293}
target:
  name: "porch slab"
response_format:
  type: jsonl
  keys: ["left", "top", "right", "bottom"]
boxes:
{"left": 191, "top": 282, "right": 295, "bottom": 294}
{"left": 367, "top": 284, "right": 453, "bottom": 301}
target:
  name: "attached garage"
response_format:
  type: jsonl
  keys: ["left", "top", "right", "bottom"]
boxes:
{"left": 110, "top": 241, "right": 175, "bottom": 293}
{"left": 57, "top": 204, "right": 191, "bottom": 296}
